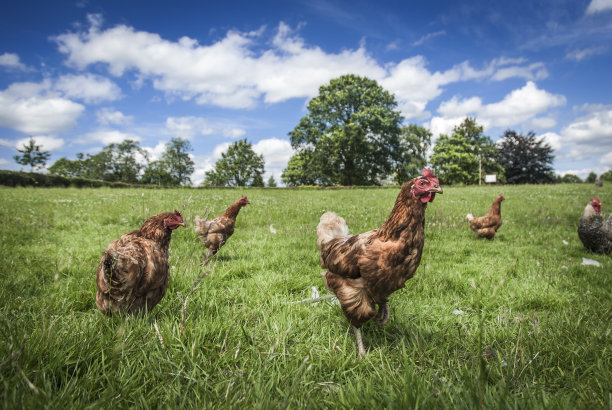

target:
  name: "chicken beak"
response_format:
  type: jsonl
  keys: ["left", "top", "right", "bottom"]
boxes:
{"left": 429, "top": 185, "right": 443, "bottom": 194}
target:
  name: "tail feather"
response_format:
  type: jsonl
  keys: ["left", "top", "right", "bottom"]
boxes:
{"left": 317, "top": 211, "right": 349, "bottom": 251}
{"left": 466, "top": 213, "right": 474, "bottom": 222}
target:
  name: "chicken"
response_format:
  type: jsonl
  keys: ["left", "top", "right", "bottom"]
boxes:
{"left": 96, "top": 210, "right": 185, "bottom": 315}
{"left": 317, "top": 168, "right": 442, "bottom": 357}
{"left": 193, "top": 195, "right": 249, "bottom": 261}
{"left": 578, "top": 198, "right": 612, "bottom": 254}
{"left": 466, "top": 195, "right": 505, "bottom": 239}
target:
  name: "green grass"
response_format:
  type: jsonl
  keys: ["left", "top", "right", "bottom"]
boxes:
{"left": 0, "top": 184, "right": 610, "bottom": 409}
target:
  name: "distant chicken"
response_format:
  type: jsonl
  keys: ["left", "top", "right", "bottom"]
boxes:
{"left": 467, "top": 195, "right": 505, "bottom": 239}
{"left": 578, "top": 198, "right": 612, "bottom": 254}
{"left": 194, "top": 195, "right": 249, "bottom": 260}
{"left": 317, "top": 168, "right": 442, "bottom": 357}
{"left": 96, "top": 210, "right": 185, "bottom": 315}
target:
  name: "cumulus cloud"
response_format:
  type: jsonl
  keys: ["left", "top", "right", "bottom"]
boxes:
{"left": 166, "top": 116, "right": 215, "bottom": 139}
{"left": 252, "top": 138, "right": 293, "bottom": 181}
{"left": 429, "top": 81, "right": 566, "bottom": 137}
{"left": 0, "top": 52, "right": 30, "bottom": 71}
{"left": 561, "top": 105, "right": 612, "bottom": 159}
{"left": 0, "top": 80, "right": 84, "bottom": 134}
{"left": 96, "top": 107, "right": 133, "bottom": 125}
{"left": 54, "top": 73, "right": 122, "bottom": 103}
{"left": 75, "top": 130, "right": 141, "bottom": 145}
{"left": 585, "top": 0, "right": 612, "bottom": 15}
{"left": 16, "top": 136, "right": 64, "bottom": 151}
{"left": 53, "top": 16, "right": 549, "bottom": 120}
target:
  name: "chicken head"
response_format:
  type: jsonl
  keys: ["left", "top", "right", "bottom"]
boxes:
{"left": 410, "top": 168, "right": 443, "bottom": 203}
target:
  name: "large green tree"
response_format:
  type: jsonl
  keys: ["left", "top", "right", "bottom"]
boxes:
{"left": 203, "top": 139, "right": 265, "bottom": 186}
{"left": 497, "top": 130, "right": 555, "bottom": 184}
{"left": 103, "top": 139, "right": 148, "bottom": 183}
{"left": 142, "top": 137, "right": 195, "bottom": 186}
{"left": 394, "top": 124, "right": 432, "bottom": 184}
{"left": 162, "top": 137, "right": 195, "bottom": 185}
{"left": 281, "top": 151, "right": 322, "bottom": 186}
{"left": 48, "top": 156, "right": 84, "bottom": 177}
{"left": 286, "top": 74, "right": 403, "bottom": 186}
{"left": 430, "top": 117, "right": 503, "bottom": 185}
{"left": 13, "top": 137, "right": 51, "bottom": 172}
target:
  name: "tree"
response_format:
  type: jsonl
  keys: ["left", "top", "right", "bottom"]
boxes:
{"left": 559, "top": 174, "right": 582, "bottom": 183}
{"left": 585, "top": 172, "right": 597, "bottom": 184}
{"left": 430, "top": 118, "right": 503, "bottom": 185}
{"left": 394, "top": 124, "right": 432, "bottom": 184}
{"left": 13, "top": 137, "right": 51, "bottom": 172}
{"left": 498, "top": 130, "right": 555, "bottom": 184}
{"left": 203, "top": 139, "right": 265, "bottom": 186}
{"left": 251, "top": 173, "right": 265, "bottom": 187}
{"left": 281, "top": 150, "right": 326, "bottom": 186}
{"left": 102, "top": 139, "right": 148, "bottom": 184}
{"left": 161, "top": 137, "right": 195, "bottom": 185}
{"left": 48, "top": 157, "right": 83, "bottom": 177}
{"left": 267, "top": 175, "right": 277, "bottom": 187}
{"left": 286, "top": 74, "right": 403, "bottom": 185}
{"left": 600, "top": 169, "right": 612, "bottom": 182}
{"left": 141, "top": 160, "right": 174, "bottom": 186}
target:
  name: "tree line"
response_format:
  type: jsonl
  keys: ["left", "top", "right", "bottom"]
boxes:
{"left": 12, "top": 74, "right": 612, "bottom": 186}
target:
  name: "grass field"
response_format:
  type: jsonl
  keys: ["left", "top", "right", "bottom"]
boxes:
{"left": 0, "top": 184, "right": 610, "bottom": 408}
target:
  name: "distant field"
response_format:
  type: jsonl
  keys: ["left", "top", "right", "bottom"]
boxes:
{"left": 0, "top": 184, "right": 610, "bottom": 408}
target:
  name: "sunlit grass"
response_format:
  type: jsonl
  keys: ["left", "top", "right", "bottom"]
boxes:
{"left": 0, "top": 184, "right": 610, "bottom": 408}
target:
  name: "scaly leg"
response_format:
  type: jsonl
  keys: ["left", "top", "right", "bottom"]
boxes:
{"left": 352, "top": 326, "right": 366, "bottom": 358}
{"left": 374, "top": 303, "right": 390, "bottom": 326}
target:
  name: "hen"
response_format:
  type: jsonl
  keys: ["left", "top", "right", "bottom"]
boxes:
{"left": 194, "top": 195, "right": 249, "bottom": 260}
{"left": 467, "top": 195, "right": 505, "bottom": 239}
{"left": 317, "top": 168, "right": 442, "bottom": 357}
{"left": 578, "top": 197, "right": 612, "bottom": 254}
{"left": 96, "top": 210, "right": 185, "bottom": 315}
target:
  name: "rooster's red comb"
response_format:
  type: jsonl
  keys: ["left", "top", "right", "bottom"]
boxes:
{"left": 421, "top": 168, "right": 435, "bottom": 179}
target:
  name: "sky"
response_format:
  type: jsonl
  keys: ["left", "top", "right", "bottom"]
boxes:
{"left": 1, "top": 0, "right": 611, "bottom": 184}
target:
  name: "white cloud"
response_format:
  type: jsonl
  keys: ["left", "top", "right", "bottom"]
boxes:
{"left": 54, "top": 17, "right": 549, "bottom": 120}
{"left": 0, "top": 53, "right": 30, "bottom": 71}
{"left": 252, "top": 138, "right": 293, "bottom": 181}
{"left": 585, "top": 0, "right": 612, "bottom": 15}
{"left": 96, "top": 107, "right": 133, "bottom": 125}
{"left": 0, "top": 81, "right": 84, "bottom": 134}
{"left": 190, "top": 142, "right": 231, "bottom": 185}
{"left": 76, "top": 130, "right": 141, "bottom": 145}
{"left": 538, "top": 132, "right": 562, "bottom": 151}
{"left": 166, "top": 116, "right": 214, "bottom": 139}
{"left": 530, "top": 117, "right": 557, "bottom": 129}
{"left": 142, "top": 141, "right": 167, "bottom": 162}
{"left": 430, "top": 82, "right": 566, "bottom": 137}
{"left": 412, "top": 30, "right": 446, "bottom": 47}
{"left": 16, "top": 136, "right": 64, "bottom": 151}
{"left": 54, "top": 73, "right": 122, "bottom": 103}
{"left": 223, "top": 128, "right": 246, "bottom": 139}
{"left": 565, "top": 47, "right": 607, "bottom": 61}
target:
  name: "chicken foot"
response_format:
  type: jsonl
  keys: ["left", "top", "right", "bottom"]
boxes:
{"left": 374, "top": 303, "right": 390, "bottom": 326}
{"left": 352, "top": 326, "right": 366, "bottom": 358}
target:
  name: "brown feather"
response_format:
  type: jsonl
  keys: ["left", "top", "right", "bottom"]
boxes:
{"left": 95, "top": 211, "right": 182, "bottom": 315}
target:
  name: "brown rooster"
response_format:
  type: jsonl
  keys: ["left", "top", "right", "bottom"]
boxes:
{"left": 578, "top": 198, "right": 612, "bottom": 254}
{"left": 467, "top": 195, "right": 504, "bottom": 239}
{"left": 317, "top": 168, "right": 442, "bottom": 357}
{"left": 193, "top": 195, "right": 249, "bottom": 261}
{"left": 96, "top": 210, "right": 185, "bottom": 315}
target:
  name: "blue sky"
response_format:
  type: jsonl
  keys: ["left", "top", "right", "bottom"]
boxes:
{"left": 1, "top": 0, "right": 611, "bottom": 184}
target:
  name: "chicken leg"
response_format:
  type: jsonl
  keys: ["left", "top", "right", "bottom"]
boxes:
{"left": 374, "top": 303, "right": 390, "bottom": 326}
{"left": 352, "top": 326, "right": 366, "bottom": 358}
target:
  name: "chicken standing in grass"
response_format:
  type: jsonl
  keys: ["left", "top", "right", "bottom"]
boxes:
{"left": 578, "top": 197, "right": 612, "bottom": 254}
{"left": 467, "top": 195, "right": 505, "bottom": 239}
{"left": 317, "top": 168, "right": 442, "bottom": 357}
{"left": 194, "top": 195, "right": 249, "bottom": 261}
{"left": 96, "top": 210, "right": 185, "bottom": 315}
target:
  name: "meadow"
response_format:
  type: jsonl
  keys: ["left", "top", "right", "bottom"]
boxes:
{"left": 0, "top": 184, "right": 610, "bottom": 409}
